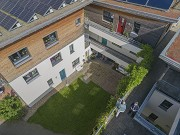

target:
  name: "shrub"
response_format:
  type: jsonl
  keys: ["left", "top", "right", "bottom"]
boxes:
{"left": 137, "top": 44, "right": 154, "bottom": 70}
{"left": 0, "top": 96, "right": 23, "bottom": 120}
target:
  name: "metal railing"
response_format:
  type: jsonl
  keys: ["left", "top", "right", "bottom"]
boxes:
{"left": 85, "top": 18, "right": 142, "bottom": 48}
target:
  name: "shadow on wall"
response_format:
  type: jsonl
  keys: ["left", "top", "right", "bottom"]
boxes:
{"left": 134, "top": 26, "right": 168, "bottom": 48}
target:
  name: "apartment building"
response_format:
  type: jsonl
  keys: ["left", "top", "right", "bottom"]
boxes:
{"left": 84, "top": 0, "right": 180, "bottom": 69}
{"left": 0, "top": 0, "right": 179, "bottom": 107}
{"left": 0, "top": 0, "right": 93, "bottom": 107}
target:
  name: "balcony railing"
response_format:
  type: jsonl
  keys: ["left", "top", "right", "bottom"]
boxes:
{"left": 86, "top": 37, "right": 136, "bottom": 64}
{"left": 84, "top": 18, "right": 142, "bottom": 48}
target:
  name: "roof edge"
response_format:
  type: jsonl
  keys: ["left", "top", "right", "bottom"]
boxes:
{"left": 93, "top": 0, "right": 178, "bottom": 23}
{"left": 0, "top": 0, "right": 93, "bottom": 49}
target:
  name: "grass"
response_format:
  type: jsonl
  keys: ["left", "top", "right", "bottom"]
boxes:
{"left": 28, "top": 79, "right": 111, "bottom": 135}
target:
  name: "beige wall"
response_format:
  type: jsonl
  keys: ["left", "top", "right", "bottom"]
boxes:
{"left": 142, "top": 90, "right": 180, "bottom": 134}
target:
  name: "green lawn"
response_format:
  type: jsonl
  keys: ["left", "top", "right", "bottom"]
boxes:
{"left": 28, "top": 79, "right": 111, "bottom": 135}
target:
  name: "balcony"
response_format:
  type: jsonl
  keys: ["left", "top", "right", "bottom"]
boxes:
{"left": 85, "top": 18, "right": 142, "bottom": 49}
{"left": 86, "top": 37, "right": 136, "bottom": 67}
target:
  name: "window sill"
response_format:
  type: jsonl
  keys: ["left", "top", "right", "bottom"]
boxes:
{"left": 52, "top": 59, "right": 63, "bottom": 67}
{"left": 45, "top": 41, "right": 59, "bottom": 49}
{"left": 14, "top": 57, "right": 32, "bottom": 68}
{"left": 26, "top": 74, "right": 40, "bottom": 84}
{"left": 70, "top": 51, "right": 75, "bottom": 54}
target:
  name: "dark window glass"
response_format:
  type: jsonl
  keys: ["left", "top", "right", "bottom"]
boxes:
{"left": 43, "top": 32, "right": 58, "bottom": 48}
{"left": 75, "top": 18, "right": 81, "bottom": 26}
{"left": 148, "top": 113, "right": 158, "bottom": 122}
{"left": 159, "top": 100, "right": 173, "bottom": 111}
{"left": 103, "top": 11, "right": 113, "bottom": 23}
{"left": 133, "top": 22, "right": 141, "bottom": 34}
{"left": 23, "top": 68, "right": 39, "bottom": 83}
{"left": 69, "top": 44, "right": 74, "bottom": 54}
{"left": 72, "top": 57, "right": 80, "bottom": 68}
{"left": 50, "top": 53, "right": 62, "bottom": 66}
{"left": 9, "top": 48, "right": 31, "bottom": 66}
{"left": 47, "top": 79, "right": 53, "bottom": 86}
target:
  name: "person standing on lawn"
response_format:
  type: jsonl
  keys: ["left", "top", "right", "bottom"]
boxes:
{"left": 116, "top": 98, "right": 126, "bottom": 117}
{"left": 128, "top": 102, "right": 139, "bottom": 117}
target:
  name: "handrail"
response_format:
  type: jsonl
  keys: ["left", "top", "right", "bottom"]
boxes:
{"left": 85, "top": 18, "right": 142, "bottom": 48}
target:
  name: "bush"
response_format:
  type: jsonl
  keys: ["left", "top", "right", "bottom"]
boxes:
{"left": 137, "top": 44, "right": 154, "bottom": 70}
{"left": 0, "top": 96, "right": 23, "bottom": 120}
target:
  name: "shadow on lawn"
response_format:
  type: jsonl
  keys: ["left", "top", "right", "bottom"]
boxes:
{"left": 27, "top": 79, "right": 110, "bottom": 135}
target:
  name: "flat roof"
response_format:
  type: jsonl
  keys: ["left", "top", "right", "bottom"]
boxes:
{"left": 166, "top": 34, "right": 180, "bottom": 63}
{"left": 0, "top": 0, "right": 93, "bottom": 49}
{"left": 94, "top": 0, "right": 180, "bottom": 23}
{"left": 159, "top": 29, "right": 180, "bottom": 69}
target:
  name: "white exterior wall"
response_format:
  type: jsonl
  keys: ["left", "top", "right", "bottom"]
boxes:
{"left": 89, "top": 26, "right": 141, "bottom": 54}
{"left": 142, "top": 90, "right": 180, "bottom": 134}
{"left": 10, "top": 35, "right": 87, "bottom": 107}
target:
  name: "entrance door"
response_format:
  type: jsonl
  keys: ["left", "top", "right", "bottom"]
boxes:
{"left": 85, "top": 50, "right": 89, "bottom": 61}
{"left": 117, "top": 16, "right": 126, "bottom": 34}
{"left": 60, "top": 69, "right": 66, "bottom": 81}
{"left": 102, "top": 38, "right": 107, "bottom": 46}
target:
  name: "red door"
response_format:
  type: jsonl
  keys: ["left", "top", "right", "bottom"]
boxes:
{"left": 117, "top": 16, "right": 126, "bottom": 34}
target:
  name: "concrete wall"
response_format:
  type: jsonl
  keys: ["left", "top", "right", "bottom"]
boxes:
{"left": 10, "top": 35, "right": 87, "bottom": 107}
{"left": 142, "top": 90, "right": 180, "bottom": 134}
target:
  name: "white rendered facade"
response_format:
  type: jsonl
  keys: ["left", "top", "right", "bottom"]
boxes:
{"left": 10, "top": 35, "right": 91, "bottom": 107}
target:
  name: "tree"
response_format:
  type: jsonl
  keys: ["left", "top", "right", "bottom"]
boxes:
{"left": 0, "top": 96, "right": 23, "bottom": 120}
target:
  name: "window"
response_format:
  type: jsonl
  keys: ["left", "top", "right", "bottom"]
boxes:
{"left": 72, "top": 57, "right": 80, "bottom": 68}
{"left": 103, "top": 11, "right": 114, "bottom": 23}
{"left": 50, "top": 52, "right": 62, "bottom": 67}
{"left": 75, "top": 18, "right": 81, "bottom": 26}
{"left": 69, "top": 44, "right": 74, "bottom": 54}
{"left": 43, "top": 32, "right": 58, "bottom": 48}
{"left": 159, "top": 100, "right": 173, "bottom": 111}
{"left": 47, "top": 79, "right": 53, "bottom": 87}
{"left": 23, "top": 68, "right": 39, "bottom": 83}
{"left": 148, "top": 113, "right": 158, "bottom": 122}
{"left": 9, "top": 48, "right": 31, "bottom": 67}
{"left": 133, "top": 22, "right": 141, "bottom": 34}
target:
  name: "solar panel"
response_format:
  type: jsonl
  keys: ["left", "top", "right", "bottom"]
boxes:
{"left": 0, "top": 11, "right": 7, "bottom": 23}
{"left": 18, "top": 9, "right": 36, "bottom": 23}
{"left": 39, "top": 0, "right": 52, "bottom": 5}
{"left": 147, "top": 0, "right": 173, "bottom": 10}
{"left": 10, "top": 5, "right": 24, "bottom": 17}
{"left": 0, "top": 11, "right": 18, "bottom": 31}
{"left": 34, "top": 4, "right": 52, "bottom": 16}
{"left": 0, "top": 0, "right": 8, "bottom": 9}
{"left": 2, "top": 1, "right": 18, "bottom": 13}
{"left": 65, "top": 0, "right": 73, "bottom": 4}
{"left": 17, "top": 0, "right": 31, "bottom": 7}
{"left": 50, "top": 0, "right": 64, "bottom": 9}
{"left": 116, "top": 0, "right": 173, "bottom": 10}
{"left": 26, "top": 1, "right": 40, "bottom": 11}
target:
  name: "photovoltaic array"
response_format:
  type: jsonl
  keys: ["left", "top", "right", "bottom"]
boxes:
{"left": 116, "top": 0, "right": 173, "bottom": 10}
{"left": 0, "top": 0, "right": 76, "bottom": 31}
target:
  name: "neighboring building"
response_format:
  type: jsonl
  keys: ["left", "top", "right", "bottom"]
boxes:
{"left": 135, "top": 69, "right": 180, "bottom": 135}
{"left": 0, "top": 0, "right": 179, "bottom": 107}
{"left": 159, "top": 28, "right": 180, "bottom": 71}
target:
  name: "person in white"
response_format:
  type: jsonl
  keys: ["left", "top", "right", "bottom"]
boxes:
{"left": 116, "top": 98, "right": 126, "bottom": 117}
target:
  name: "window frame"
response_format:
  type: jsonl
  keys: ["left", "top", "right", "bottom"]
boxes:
{"left": 72, "top": 57, "right": 80, "bottom": 68}
{"left": 47, "top": 78, "right": 54, "bottom": 87}
{"left": 23, "top": 68, "right": 40, "bottom": 84}
{"left": 159, "top": 100, "right": 173, "bottom": 111}
{"left": 148, "top": 113, "right": 158, "bottom": 122}
{"left": 9, "top": 47, "right": 31, "bottom": 67}
{"left": 133, "top": 22, "right": 141, "bottom": 34}
{"left": 43, "top": 31, "right": 59, "bottom": 49}
{"left": 75, "top": 17, "right": 81, "bottom": 26}
{"left": 102, "top": 11, "right": 114, "bottom": 23}
{"left": 69, "top": 44, "right": 75, "bottom": 54}
{"left": 50, "top": 52, "right": 63, "bottom": 67}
